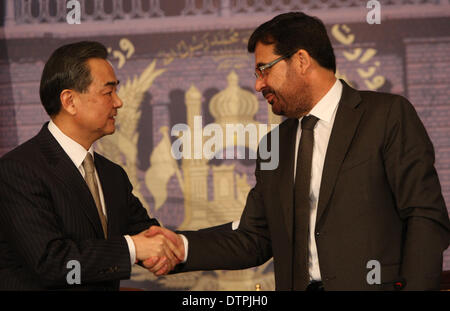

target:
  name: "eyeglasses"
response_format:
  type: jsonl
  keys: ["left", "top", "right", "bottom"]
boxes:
{"left": 254, "top": 51, "right": 296, "bottom": 80}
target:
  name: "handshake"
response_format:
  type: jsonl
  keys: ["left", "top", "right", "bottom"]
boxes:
{"left": 130, "top": 226, "right": 184, "bottom": 276}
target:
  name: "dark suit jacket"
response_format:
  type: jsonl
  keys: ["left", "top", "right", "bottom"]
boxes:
{"left": 178, "top": 81, "right": 450, "bottom": 290}
{"left": 0, "top": 124, "right": 156, "bottom": 290}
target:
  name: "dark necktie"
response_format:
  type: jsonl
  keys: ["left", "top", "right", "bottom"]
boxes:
{"left": 293, "top": 115, "right": 319, "bottom": 290}
{"left": 83, "top": 153, "right": 108, "bottom": 238}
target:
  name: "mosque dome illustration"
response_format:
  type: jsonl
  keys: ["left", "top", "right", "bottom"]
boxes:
{"left": 209, "top": 70, "right": 259, "bottom": 126}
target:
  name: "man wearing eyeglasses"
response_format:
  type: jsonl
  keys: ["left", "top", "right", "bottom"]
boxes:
{"left": 148, "top": 12, "right": 450, "bottom": 291}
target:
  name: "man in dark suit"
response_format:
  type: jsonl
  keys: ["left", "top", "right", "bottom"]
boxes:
{"left": 147, "top": 12, "right": 450, "bottom": 290}
{"left": 0, "top": 41, "right": 183, "bottom": 290}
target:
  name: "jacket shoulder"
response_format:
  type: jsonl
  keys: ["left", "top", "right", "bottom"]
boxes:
{"left": 0, "top": 134, "right": 41, "bottom": 164}
{"left": 357, "top": 89, "right": 412, "bottom": 111}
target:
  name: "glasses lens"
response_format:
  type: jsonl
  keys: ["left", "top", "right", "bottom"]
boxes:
{"left": 255, "top": 68, "right": 263, "bottom": 79}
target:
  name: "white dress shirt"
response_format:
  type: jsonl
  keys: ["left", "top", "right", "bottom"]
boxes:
{"left": 294, "top": 79, "right": 343, "bottom": 281}
{"left": 47, "top": 121, "right": 136, "bottom": 265}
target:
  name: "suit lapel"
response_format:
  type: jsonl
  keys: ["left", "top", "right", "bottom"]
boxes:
{"left": 277, "top": 118, "right": 299, "bottom": 243}
{"left": 37, "top": 124, "right": 105, "bottom": 238}
{"left": 316, "top": 81, "right": 364, "bottom": 227}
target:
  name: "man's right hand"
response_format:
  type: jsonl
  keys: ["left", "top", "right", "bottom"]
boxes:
{"left": 130, "top": 228, "right": 183, "bottom": 275}
{"left": 142, "top": 226, "right": 186, "bottom": 275}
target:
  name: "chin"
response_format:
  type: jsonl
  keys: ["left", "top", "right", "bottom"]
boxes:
{"left": 271, "top": 103, "right": 285, "bottom": 116}
{"left": 102, "top": 126, "right": 116, "bottom": 136}
{"left": 272, "top": 109, "right": 284, "bottom": 116}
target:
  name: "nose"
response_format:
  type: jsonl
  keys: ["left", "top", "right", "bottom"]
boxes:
{"left": 255, "top": 77, "right": 266, "bottom": 93}
{"left": 113, "top": 91, "right": 123, "bottom": 109}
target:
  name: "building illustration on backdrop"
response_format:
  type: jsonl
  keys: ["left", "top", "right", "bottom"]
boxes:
{"left": 1, "top": 1, "right": 449, "bottom": 289}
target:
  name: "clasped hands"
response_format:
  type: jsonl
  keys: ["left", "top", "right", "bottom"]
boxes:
{"left": 131, "top": 226, "right": 184, "bottom": 276}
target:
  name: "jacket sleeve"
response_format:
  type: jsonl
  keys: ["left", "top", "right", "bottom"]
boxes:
{"left": 383, "top": 95, "right": 450, "bottom": 290}
{"left": 177, "top": 154, "right": 273, "bottom": 272}
{"left": 118, "top": 166, "right": 159, "bottom": 236}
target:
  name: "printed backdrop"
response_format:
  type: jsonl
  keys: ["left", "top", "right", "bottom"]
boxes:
{"left": 0, "top": 1, "right": 449, "bottom": 290}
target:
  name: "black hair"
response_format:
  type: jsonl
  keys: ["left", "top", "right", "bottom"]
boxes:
{"left": 248, "top": 12, "right": 336, "bottom": 73}
{"left": 39, "top": 41, "right": 108, "bottom": 116}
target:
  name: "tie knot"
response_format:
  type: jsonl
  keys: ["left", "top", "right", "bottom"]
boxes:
{"left": 82, "top": 153, "right": 95, "bottom": 174}
{"left": 301, "top": 115, "right": 319, "bottom": 130}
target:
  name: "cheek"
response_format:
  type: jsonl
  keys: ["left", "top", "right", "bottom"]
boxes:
{"left": 84, "top": 101, "right": 110, "bottom": 124}
{"left": 271, "top": 70, "right": 291, "bottom": 93}
{"left": 94, "top": 98, "right": 112, "bottom": 117}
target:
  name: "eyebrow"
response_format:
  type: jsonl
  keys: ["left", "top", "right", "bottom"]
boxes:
{"left": 104, "top": 80, "right": 120, "bottom": 87}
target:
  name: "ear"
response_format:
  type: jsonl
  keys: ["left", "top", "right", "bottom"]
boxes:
{"left": 296, "top": 49, "right": 312, "bottom": 74}
{"left": 60, "top": 89, "right": 77, "bottom": 116}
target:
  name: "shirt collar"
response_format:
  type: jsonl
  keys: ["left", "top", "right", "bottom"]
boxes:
{"left": 48, "top": 120, "right": 94, "bottom": 169}
{"left": 303, "top": 79, "right": 343, "bottom": 123}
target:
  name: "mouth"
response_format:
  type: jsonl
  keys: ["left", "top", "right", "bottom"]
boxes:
{"left": 262, "top": 89, "right": 275, "bottom": 105}
{"left": 264, "top": 93, "right": 275, "bottom": 106}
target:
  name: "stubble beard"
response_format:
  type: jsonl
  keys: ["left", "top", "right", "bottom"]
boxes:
{"left": 277, "top": 77, "right": 314, "bottom": 119}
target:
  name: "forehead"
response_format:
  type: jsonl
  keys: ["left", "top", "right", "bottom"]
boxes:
{"left": 254, "top": 42, "right": 278, "bottom": 66}
{"left": 86, "top": 58, "right": 117, "bottom": 86}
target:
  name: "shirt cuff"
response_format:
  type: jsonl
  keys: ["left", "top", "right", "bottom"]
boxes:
{"left": 124, "top": 235, "right": 136, "bottom": 266}
{"left": 179, "top": 234, "right": 189, "bottom": 263}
